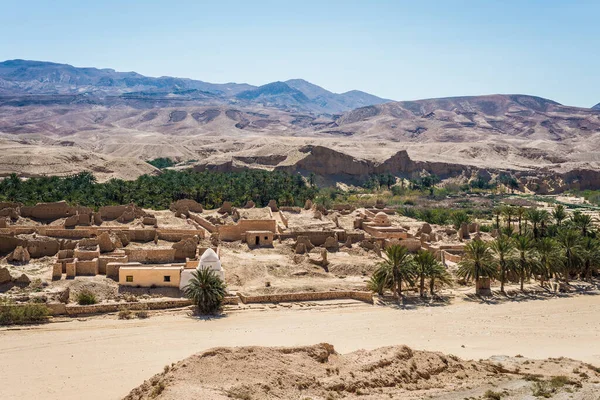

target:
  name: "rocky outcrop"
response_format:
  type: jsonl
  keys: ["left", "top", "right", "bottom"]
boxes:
{"left": 0, "top": 267, "right": 12, "bottom": 284}
{"left": 8, "top": 246, "right": 30, "bottom": 263}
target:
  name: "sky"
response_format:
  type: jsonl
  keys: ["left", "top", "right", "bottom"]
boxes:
{"left": 1, "top": 0, "right": 598, "bottom": 107}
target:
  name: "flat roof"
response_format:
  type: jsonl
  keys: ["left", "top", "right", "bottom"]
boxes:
{"left": 119, "top": 265, "right": 183, "bottom": 271}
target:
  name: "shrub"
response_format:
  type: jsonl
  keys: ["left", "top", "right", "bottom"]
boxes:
{"left": 135, "top": 305, "right": 149, "bottom": 319}
{"left": 118, "top": 307, "right": 133, "bottom": 320}
{"left": 483, "top": 389, "right": 503, "bottom": 400}
{"left": 0, "top": 301, "right": 49, "bottom": 325}
{"left": 77, "top": 290, "right": 97, "bottom": 305}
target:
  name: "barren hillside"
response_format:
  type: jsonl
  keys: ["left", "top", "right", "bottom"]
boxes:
{"left": 124, "top": 343, "right": 600, "bottom": 400}
{"left": 2, "top": 60, "right": 600, "bottom": 190}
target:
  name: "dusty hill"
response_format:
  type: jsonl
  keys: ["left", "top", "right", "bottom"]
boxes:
{"left": 124, "top": 343, "right": 600, "bottom": 400}
{"left": 2, "top": 61, "right": 600, "bottom": 190}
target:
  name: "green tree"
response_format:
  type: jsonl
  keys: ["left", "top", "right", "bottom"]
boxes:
{"left": 413, "top": 250, "right": 442, "bottom": 298}
{"left": 183, "top": 268, "right": 227, "bottom": 315}
{"left": 513, "top": 235, "right": 538, "bottom": 291}
{"left": 457, "top": 240, "right": 496, "bottom": 295}
{"left": 556, "top": 229, "right": 583, "bottom": 285}
{"left": 580, "top": 237, "right": 600, "bottom": 281}
{"left": 571, "top": 211, "right": 594, "bottom": 237}
{"left": 552, "top": 205, "right": 567, "bottom": 227}
{"left": 376, "top": 245, "right": 415, "bottom": 302}
{"left": 491, "top": 234, "right": 515, "bottom": 293}
{"left": 428, "top": 262, "right": 453, "bottom": 297}
{"left": 536, "top": 237, "right": 560, "bottom": 287}
{"left": 501, "top": 205, "right": 515, "bottom": 230}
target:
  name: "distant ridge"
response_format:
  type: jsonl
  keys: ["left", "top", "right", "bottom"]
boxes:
{"left": 0, "top": 59, "right": 391, "bottom": 114}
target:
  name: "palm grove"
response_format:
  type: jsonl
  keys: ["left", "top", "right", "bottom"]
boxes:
{"left": 369, "top": 204, "right": 599, "bottom": 300}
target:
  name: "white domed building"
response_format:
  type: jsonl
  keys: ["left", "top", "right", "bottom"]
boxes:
{"left": 179, "top": 248, "right": 225, "bottom": 290}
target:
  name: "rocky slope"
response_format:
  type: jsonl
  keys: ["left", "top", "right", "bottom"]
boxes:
{"left": 2, "top": 61, "right": 600, "bottom": 190}
{"left": 124, "top": 343, "right": 600, "bottom": 400}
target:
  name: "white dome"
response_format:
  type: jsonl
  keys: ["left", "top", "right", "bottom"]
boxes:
{"left": 200, "top": 248, "right": 219, "bottom": 262}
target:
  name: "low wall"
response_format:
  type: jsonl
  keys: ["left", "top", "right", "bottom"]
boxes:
{"left": 442, "top": 250, "right": 463, "bottom": 263}
{"left": 57, "top": 296, "right": 239, "bottom": 316}
{"left": 188, "top": 213, "right": 217, "bottom": 233}
{"left": 76, "top": 259, "right": 98, "bottom": 276}
{"left": 124, "top": 248, "right": 176, "bottom": 263}
{"left": 237, "top": 291, "right": 373, "bottom": 304}
{"left": 157, "top": 229, "right": 203, "bottom": 241}
{"left": 218, "top": 219, "right": 277, "bottom": 241}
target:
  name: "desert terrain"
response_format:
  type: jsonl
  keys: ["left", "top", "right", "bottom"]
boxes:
{"left": 2, "top": 60, "right": 600, "bottom": 191}
{"left": 1, "top": 294, "right": 600, "bottom": 399}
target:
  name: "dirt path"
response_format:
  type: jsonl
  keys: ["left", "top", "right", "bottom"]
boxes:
{"left": 1, "top": 295, "right": 599, "bottom": 400}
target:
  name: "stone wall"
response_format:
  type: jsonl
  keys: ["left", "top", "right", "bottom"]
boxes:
{"left": 157, "top": 229, "right": 203, "bottom": 242}
{"left": 123, "top": 248, "right": 176, "bottom": 263}
{"left": 237, "top": 291, "right": 373, "bottom": 304}
{"left": 280, "top": 231, "right": 339, "bottom": 246}
{"left": 188, "top": 212, "right": 217, "bottom": 233}
{"left": 20, "top": 201, "right": 77, "bottom": 220}
{"left": 98, "top": 254, "right": 128, "bottom": 275}
{"left": 218, "top": 219, "right": 277, "bottom": 241}
{"left": 76, "top": 259, "right": 98, "bottom": 276}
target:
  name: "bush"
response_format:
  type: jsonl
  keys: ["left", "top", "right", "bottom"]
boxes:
{"left": 135, "top": 304, "right": 149, "bottom": 319}
{"left": 77, "top": 290, "right": 97, "bottom": 305}
{"left": 0, "top": 301, "right": 49, "bottom": 325}
{"left": 118, "top": 307, "right": 133, "bottom": 320}
{"left": 483, "top": 389, "right": 503, "bottom": 400}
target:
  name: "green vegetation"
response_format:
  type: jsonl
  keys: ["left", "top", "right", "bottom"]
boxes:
{"left": 183, "top": 268, "right": 227, "bottom": 315}
{"left": 0, "top": 169, "right": 318, "bottom": 210}
{"left": 368, "top": 245, "right": 452, "bottom": 299}
{"left": 0, "top": 301, "right": 49, "bottom": 325}
{"left": 147, "top": 157, "right": 176, "bottom": 169}
{"left": 461, "top": 204, "right": 600, "bottom": 294}
{"left": 76, "top": 290, "right": 97, "bottom": 305}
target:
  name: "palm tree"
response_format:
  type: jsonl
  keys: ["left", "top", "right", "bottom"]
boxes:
{"left": 513, "top": 235, "right": 538, "bottom": 291}
{"left": 580, "top": 237, "right": 600, "bottom": 281}
{"left": 376, "top": 245, "right": 414, "bottom": 301}
{"left": 539, "top": 210, "right": 551, "bottom": 238}
{"left": 516, "top": 206, "right": 526, "bottom": 235}
{"left": 428, "top": 262, "right": 453, "bottom": 297}
{"left": 501, "top": 205, "right": 515, "bottom": 230}
{"left": 526, "top": 209, "right": 546, "bottom": 240}
{"left": 491, "top": 234, "right": 515, "bottom": 293}
{"left": 183, "top": 268, "right": 227, "bottom": 315}
{"left": 536, "top": 237, "right": 560, "bottom": 287}
{"left": 493, "top": 207, "right": 502, "bottom": 230}
{"left": 571, "top": 211, "right": 593, "bottom": 237}
{"left": 552, "top": 205, "right": 567, "bottom": 227}
{"left": 556, "top": 229, "right": 583, "bottom": 285}
{"left": 457, "top": 240, "right": 496, "bottom": 295}
{"left": 413, "top": 250, "right": 441, "bottom": 297}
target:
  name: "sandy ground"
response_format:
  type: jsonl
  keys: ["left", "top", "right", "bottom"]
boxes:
{"left": 1, "top": 294, "right": 599, "bottom": 400}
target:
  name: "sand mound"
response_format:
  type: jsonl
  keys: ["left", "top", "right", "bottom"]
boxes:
{"left": 124, "top": 344, "right": 600, "bottom": 399}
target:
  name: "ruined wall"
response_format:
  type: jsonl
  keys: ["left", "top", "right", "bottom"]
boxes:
{"left": 237, "top": 291, "right": 373, "bottom": 304}
{"left": 158, "top": 229, "right": 203, "bottom": 242}
{"left": 123, "top": 248, "right": 177, "bottom": 263}
{"left": 188, "top": 212, "right": 217, "bottom": 233}
{"left": 170, "top": 199, "right": 203, "bottom": 213}
{"left": 76, "top": 259, "right": 98, "bottom": 276}
{"left": 218, "top": 219, "right": 277, "bottom": 241}
{"left": 20, "top": 201, "right": 77, "bottom": 220}
{"left": 97, "top": 254, "right": 128, "bottom": 275}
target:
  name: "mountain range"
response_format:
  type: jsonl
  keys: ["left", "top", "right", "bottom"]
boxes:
{"left": 0, "top": 59, "right": 390, "bottom": 114}
{"left": 1, "top": 59, "right": 600, "bottom": 192}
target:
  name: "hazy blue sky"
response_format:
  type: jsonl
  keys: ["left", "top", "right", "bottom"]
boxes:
{"left": 1, "top": 0, "right": 598, "bottom": 107}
